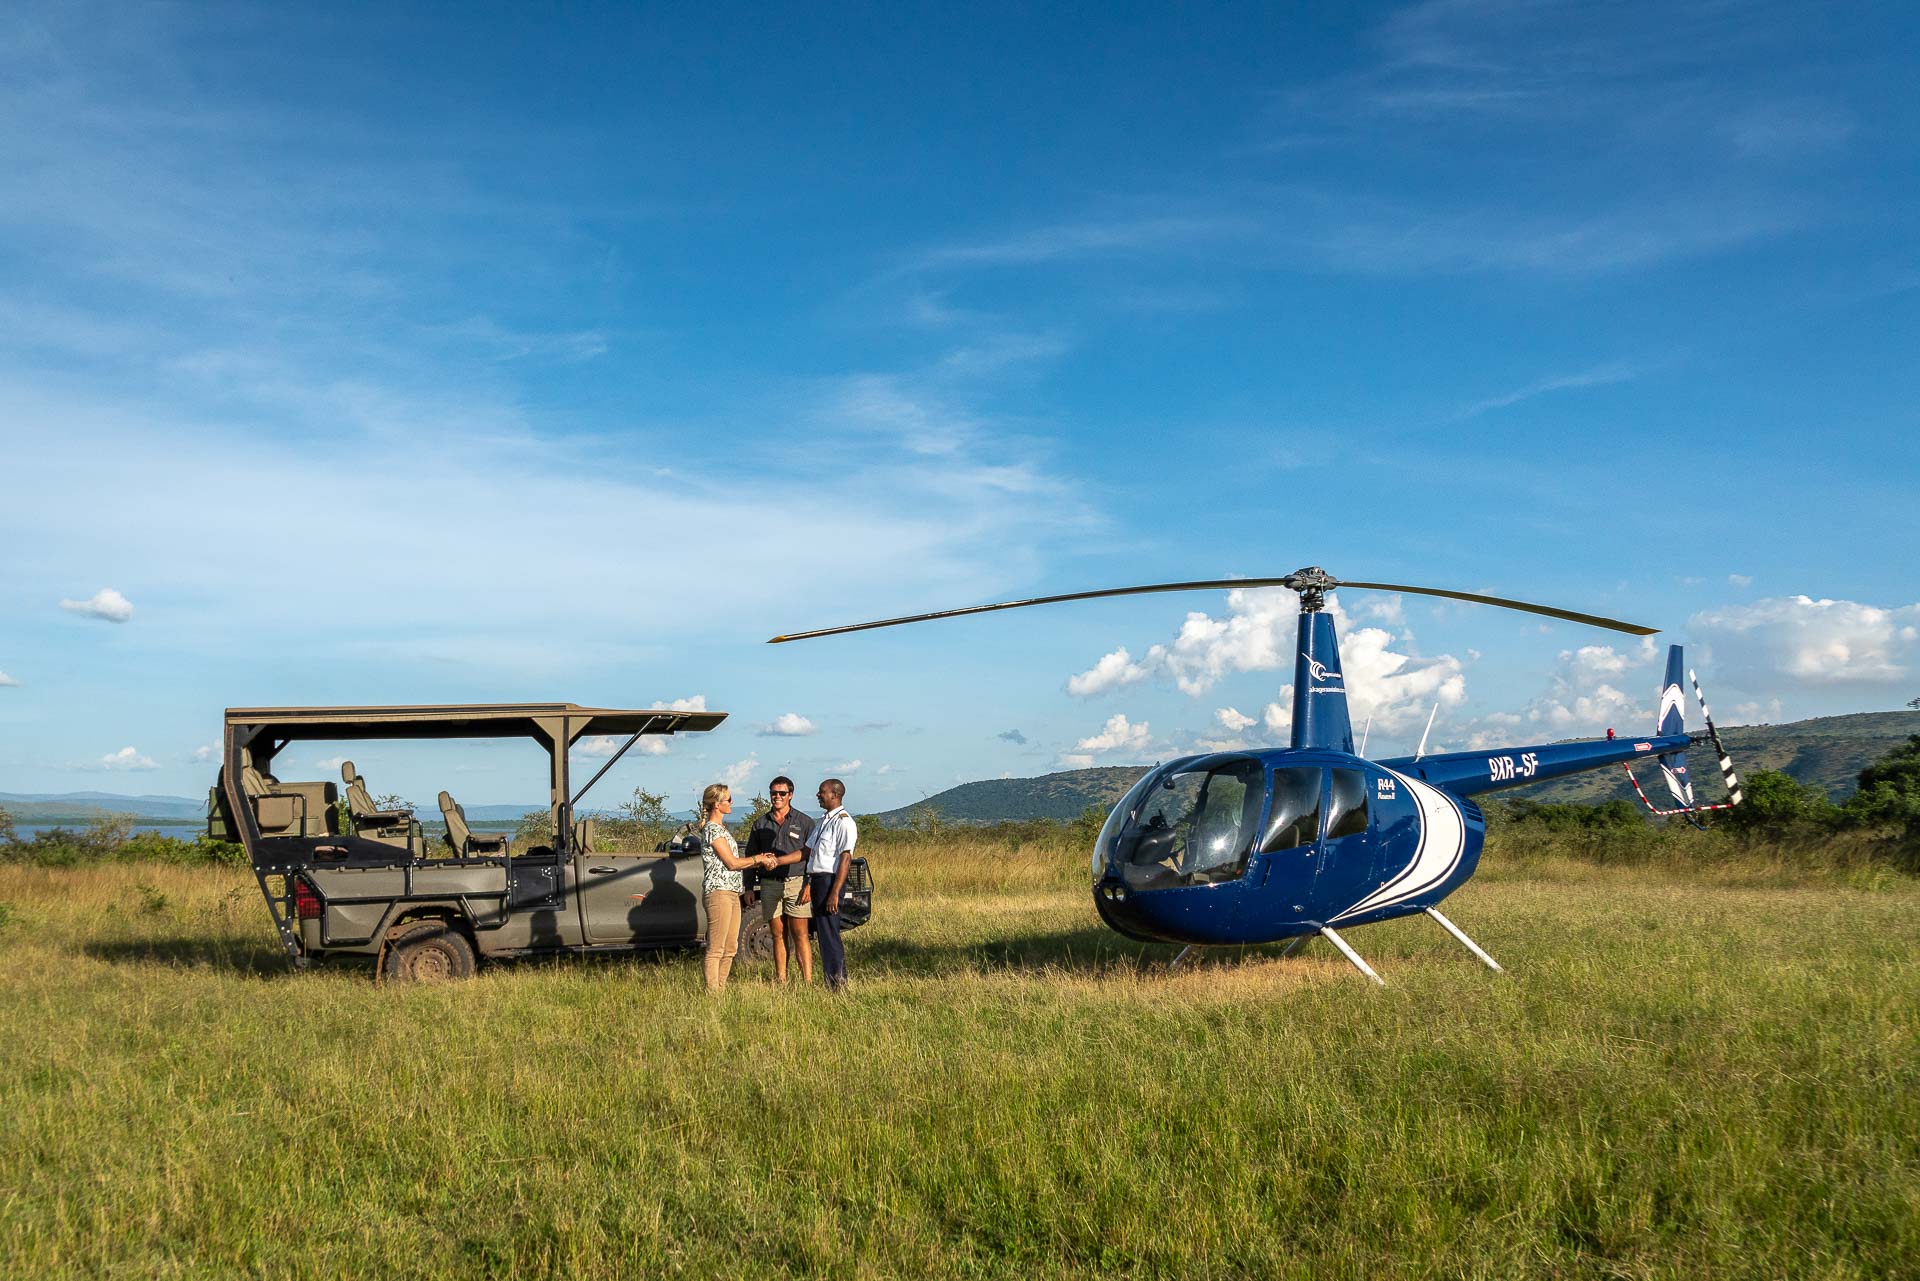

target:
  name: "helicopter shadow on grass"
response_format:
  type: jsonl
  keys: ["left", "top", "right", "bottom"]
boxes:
{"left": 855, "top": 924, "right": 1297, "bottom": 978}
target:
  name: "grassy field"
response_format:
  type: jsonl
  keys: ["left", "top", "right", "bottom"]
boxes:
{"left": 1, "top": 832, "right": 1916, "bottom": 1279}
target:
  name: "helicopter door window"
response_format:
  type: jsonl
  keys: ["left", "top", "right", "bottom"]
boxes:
{"left": 1259, "top": 768, "right": 1323, "bottom": 852}
{"left": 1117, "top": 759, "right": 1263, "bottom": 889}
{"left": 1326, "top": 769, "right": 1369, "bottom": 840}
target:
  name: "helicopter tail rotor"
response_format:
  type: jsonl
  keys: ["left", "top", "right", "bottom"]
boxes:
{"left": 1622, "top": 648, "right": 1744, "bottom": 821}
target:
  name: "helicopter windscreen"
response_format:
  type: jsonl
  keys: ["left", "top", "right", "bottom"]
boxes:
{"left": 1112, "top": 758, "right": 1264, "bottom": 890}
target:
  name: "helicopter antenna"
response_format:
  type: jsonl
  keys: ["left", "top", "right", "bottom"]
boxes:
{"left": 1358, "top": 713, "right": 1372, "bottom": 757}
{"left": 769, "top": 566, "right": 1657, "bottom": 643}
{"left": 1413, "top": 703, "right": 1440, "bottom": 761}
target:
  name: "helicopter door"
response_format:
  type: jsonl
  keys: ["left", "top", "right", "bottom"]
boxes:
{"left": 1237, "top": 767, "right": 1324, "bottom": 925}
{"left": 1306, "top": 768, "right": 1377, "bottom": 915}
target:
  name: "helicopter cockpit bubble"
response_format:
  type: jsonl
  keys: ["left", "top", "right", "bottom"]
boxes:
{"left": 1110, "top": 757, "right": 1265, "bottom": 890}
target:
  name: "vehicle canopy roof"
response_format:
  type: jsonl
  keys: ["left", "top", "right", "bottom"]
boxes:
{"left": 224, "top": 703, "right": 725, "bottom": 743}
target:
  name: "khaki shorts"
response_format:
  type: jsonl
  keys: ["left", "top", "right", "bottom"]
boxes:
{"left": 760, "top": 876, "right": 813, "bottom": 921}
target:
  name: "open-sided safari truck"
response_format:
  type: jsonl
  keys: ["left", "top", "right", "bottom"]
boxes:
{"left": 209, "top": 702, "right": 748, "bottom": 981}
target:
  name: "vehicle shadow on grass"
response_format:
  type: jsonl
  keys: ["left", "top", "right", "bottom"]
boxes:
{"left": 856, "top": 925, "right": 1178, "bottom": 977}
{"left": 82, "top": 934, "right": 298, "bottom": 976}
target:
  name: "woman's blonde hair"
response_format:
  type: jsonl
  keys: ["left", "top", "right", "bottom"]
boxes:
{"left": 700, "top": 783, "right": 730, "bottom": 819}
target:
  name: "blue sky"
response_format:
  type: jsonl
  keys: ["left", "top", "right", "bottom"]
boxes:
{"left": 2, "top": 0, "right": 1916, "bottom": 811}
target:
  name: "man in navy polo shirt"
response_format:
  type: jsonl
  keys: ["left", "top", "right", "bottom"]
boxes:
{"left": 744, "top": 775, "right": 815, "bottom": 985}
{"left": 802, "top": 777, "right": 857, "bottom": 991}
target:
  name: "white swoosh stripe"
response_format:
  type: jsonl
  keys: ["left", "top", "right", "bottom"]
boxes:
{"left": 1331, "top": 768, "right": 1466, "bottom": 923}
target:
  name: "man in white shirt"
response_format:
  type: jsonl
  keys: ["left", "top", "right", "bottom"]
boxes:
{"left": 801, "top": 777, "right": 857, "bottom": 990}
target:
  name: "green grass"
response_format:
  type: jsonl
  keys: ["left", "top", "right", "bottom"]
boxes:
{"left": 1, "top": 836, "right": 1916, "bottom": 1279}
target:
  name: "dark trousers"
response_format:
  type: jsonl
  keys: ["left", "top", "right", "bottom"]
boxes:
{"left": 808, "top": 871, "right": 846, "bottom": 988}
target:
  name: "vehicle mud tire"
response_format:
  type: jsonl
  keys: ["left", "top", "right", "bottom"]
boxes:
{"left": 381, "top": 919, "right": 477, "bottom": 984}
{"left": 737, "top": 912, "right": 775, "bottom": 963}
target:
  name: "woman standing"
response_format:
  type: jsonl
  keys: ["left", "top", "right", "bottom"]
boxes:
{"left": 698, "top": 783, "right": 770, "bottom": 992}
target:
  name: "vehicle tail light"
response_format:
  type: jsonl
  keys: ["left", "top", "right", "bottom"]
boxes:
{"left": 293, "top": 877, "right": 323, "bottom": 919}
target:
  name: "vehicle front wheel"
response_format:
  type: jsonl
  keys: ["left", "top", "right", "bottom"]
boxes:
{"left": 381, "top": 919, "right": 477, "bottom": 984}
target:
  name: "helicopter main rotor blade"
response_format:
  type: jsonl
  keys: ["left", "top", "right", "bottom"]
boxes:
{"left": 769, "top": 571, "right": 1660, "bottom": 643}
{"left": 1336, "top": 581, "right": 1658, "bottom": 636}
{"left": 767, "top": 577, "right": 1303, "bottom": 643}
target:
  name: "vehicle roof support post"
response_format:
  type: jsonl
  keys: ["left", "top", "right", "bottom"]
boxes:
{"left": 531, "top": 716, "right": 568, "bottom": 855}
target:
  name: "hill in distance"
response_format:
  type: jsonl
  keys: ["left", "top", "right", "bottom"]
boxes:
{"left": 868, "top": 710, "right": 1920, "bottom": 826}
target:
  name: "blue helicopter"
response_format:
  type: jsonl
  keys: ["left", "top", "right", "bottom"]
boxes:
{"left": 771, "top": 567, "right": 1741, "bottom": 983}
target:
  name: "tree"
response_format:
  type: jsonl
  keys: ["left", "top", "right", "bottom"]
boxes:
{"left": 1722, "top": 769, "right": 1837, "bottom": 830}
{"left": 0, "top": 805, "right": 14, "bottom": 845}
{"left": 1840, "top": 734, "right": 1920, "bottom": 840}
{"left": 1907, "top": 696, "right": 1920, "bottom": 711}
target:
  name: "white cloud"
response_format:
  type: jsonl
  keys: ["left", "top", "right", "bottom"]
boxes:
{"left": 876, "top": 764, "right": 900, "bottom": 775}
{"left": 1156, "top": 588, "right": 1298, "bottom": 695}
{"left": 758, "top": 713, "right": 817, "bottom": 737}
{"left": 1732, "top": 698, "right": 1783, "bottom": 723}
{"left": 1503, "top": 641, "right": 1660, "bottom": 738}
{"left": 60, "top": 588, "right": 134, "bottom": 623}
{"left": 1338, "top": 625, "right": 1468, "bottom": 734}
{"left": 313, "top": 756, "right": 350, "bottom": 771}
{"left": 1456, "top": 362, "right": 1643, "bottom": 419}
{"left": 1075, "top": 713, "right": 1151, "bottom": 755}
{"left": 191, "top": 744, "right": 216, "bottom": 762}
{"left": 1348, "top": 594, "right": 1405, "bottom": 625}
{"left": 1728, "top": 574, "right": 1754, "bottom": 588}
{"left": 97, "top": 746, "right": 158, "bottom": 771}
{"left": 1691, "top": 595, "right": 1920, "bottom": 686}
{"left": 0, "top": 670, "right": 18, "bottom": 688}
{"left": 657, "top": 695, "right": 707, "bottom": 712}
{"left": 833, "top": 759, "right": 864, "bottom": 774}
{"left": 577, "top": 735, "right": 669, "bottom": 757}
{"left": 721, "top": 755, "right": 760, "bottom": 788}
{"left": 1215, "top": 707, "right": 1255, "bottom": 732}
{"left": 1056, "top": 753, "right": 1096, "bottom": 770}
{"left": 1065, "top": 647, "right": 1152, "bottom": 696}
{"left": 1263, "top": 692, "right": 1294, "bottom": 737}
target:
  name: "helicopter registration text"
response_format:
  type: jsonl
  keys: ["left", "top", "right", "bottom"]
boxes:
{"left": 1487, "top": 752, "right": 1540, "bottom": 783}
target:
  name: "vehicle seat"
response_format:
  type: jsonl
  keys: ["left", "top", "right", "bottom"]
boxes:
{"left": 440, "top": 790, "right": 508, "bottom": 857}
{"left": 341, "top": 761, "right": 412, "bottom": 831}
{"left": 240, "top": 761, "right": 335, "bottom": 837}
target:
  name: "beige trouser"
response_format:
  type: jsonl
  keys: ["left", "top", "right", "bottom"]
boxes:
{"left": 703, "top": 890, "right": 742, "bottom": 992}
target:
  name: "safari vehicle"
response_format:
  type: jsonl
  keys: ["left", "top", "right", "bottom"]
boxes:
{"left": 208, "top": 702, "right": 869, "bottom": 981}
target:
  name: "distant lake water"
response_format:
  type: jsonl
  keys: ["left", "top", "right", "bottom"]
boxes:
{"left": 13, "top": 821, "right": 206, "bottom": 841}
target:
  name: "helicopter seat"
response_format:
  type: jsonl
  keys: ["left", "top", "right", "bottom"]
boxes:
{"left": 439, "top": 790, "right": 508, "bottom": 857}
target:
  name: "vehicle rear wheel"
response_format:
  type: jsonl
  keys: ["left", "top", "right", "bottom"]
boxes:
{"left": 381, "top": 919, "right": 477, "bottom": 984}
{"left": 737, "top": 912, "right": 775, "bottom": 963}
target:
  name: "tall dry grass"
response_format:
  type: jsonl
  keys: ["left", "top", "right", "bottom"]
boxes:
{"left": 1, "top": 837, "right": 1916, "bottom": 1279}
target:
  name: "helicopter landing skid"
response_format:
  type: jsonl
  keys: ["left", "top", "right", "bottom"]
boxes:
{"left": 1168, "top": 945, "right": 1199, "bottom": 972}
{"left": 1423, "top": 907, "right": 1504, "bottom": 973}
{"left": 1317, "top": 926, "right": 1386, "bottom": 986}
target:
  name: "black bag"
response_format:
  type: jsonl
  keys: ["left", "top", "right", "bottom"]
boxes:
{"left": 837, "top": 856, "right": 873, "bottom": 929}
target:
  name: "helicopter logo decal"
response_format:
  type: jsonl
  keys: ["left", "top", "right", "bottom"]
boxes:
{"left": 1303, "top": 654, "right": 1341, "bottom": 683}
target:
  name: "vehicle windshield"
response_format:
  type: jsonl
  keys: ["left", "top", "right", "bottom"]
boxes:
{"left": 1110, "top": 758, "right": 1265, "bottom": 890}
